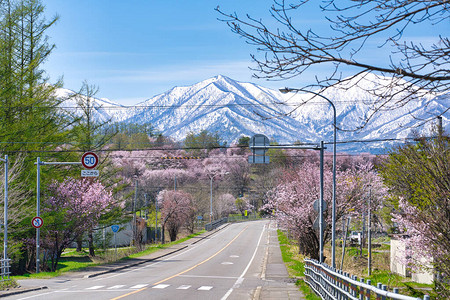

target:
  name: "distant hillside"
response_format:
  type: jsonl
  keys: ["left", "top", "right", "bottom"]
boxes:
{"left": 57, "top": 74, "right": 450, "bottom": 153}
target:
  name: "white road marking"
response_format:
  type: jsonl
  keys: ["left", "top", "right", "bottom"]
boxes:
{"left": 130, "top": 284, "right": 148, "bottom": 289}
{"left": 198, "top": 286, "right": 213, "bottom": 291}
{"left": 107, "top": 285, "right": 126, "bottom": 289}
{"left": 152, "top": 284, "right": 170, "bottom": 289}
{"left": 95, "top": 225, "right": 233, "bottom": 281}
{"left": 230, "top": 255, "right": 239, "bottom": 258}
{"left": 177, "top": 285, "right": 191, "bottom": 290}
{"left": 17, "top": 291, "right": 56, "bottom": 299}
{"left": 86, "top": 285, "right": 104, "bottom": 290}
{"left": 179, "top": 274, "right": 238, "bottom": 279}
{"left": 221, "top": 262, "right": 234, "bottom": 265}
{"left": 221, "top": 223, "right": 267, "bottom": 300}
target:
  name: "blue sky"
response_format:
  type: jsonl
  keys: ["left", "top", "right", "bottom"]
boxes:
{"left": 43, "top": 1, "right": 446, "bottom": 106}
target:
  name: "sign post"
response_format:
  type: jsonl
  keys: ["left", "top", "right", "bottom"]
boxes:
{"left": 35, "top": 155, "right": 91, "bottom": 273}
{"left": 1, "top": 155, "right": 8, "bottom": 271}
{"left": 111, "top": 225, "right": 119, "bottom": 260}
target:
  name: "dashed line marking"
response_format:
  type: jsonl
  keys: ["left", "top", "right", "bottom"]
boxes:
{"left": 130, "top": 284, "right": 148, "bottom": 289}
{"left": 152, "top": 284, "right": 170, "bottom": 289}
{"left": 108, "top": 285, "right": 126, "bottom": 289}
{"left": 86, "top": 285, "right": 104, "bottom": 290}
{"left": 177, "top": 285, "right": 191, "bottom": 290}
{"left": 198, "top": 286, "right": 213, "bottom": 291}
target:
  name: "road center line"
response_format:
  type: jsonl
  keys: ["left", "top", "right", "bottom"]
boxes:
{"left": 98, "top": 225, "right": 232, "bottom": 281}
{"left": 110, "top": 225, "right": 249, "bottom": 300}
{"left": 220, "top": 223, "right": 267, "bottom": 300}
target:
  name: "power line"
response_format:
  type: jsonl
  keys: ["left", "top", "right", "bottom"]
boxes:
{"left": 0, "top": 136, "right": 430, "bottom": 154}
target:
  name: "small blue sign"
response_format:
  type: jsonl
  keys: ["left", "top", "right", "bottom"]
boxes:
{"left": 111, "top": 225, "right": 120, "bottom": 233}
{"left": 197, "top": 216, "right": 203, "bottom": 220}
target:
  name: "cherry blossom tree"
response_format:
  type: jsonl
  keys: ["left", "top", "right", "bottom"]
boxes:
{"left": 40, "top": 178, "right": 115, "bottom": 271}
{"left": 215, "top": 193, "right": 237, "bottom": 218}
{"left": 380, "top": 130, "right": 450, "bottom": 298}
{"left": 264, "top": 159, "right": 386, "bottom": 260}
{"left": 157, "top": 190, "right": 194, "bottom": 242}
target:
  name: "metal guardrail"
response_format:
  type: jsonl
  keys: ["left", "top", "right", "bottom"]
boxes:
{"left": 304, "top": 259, "right": 430, "bottom": 300}
{"left": 227, "top": 214, "right": 260, "bottom": 222}
{"left": 1, "top": 258, "right": 11, "bottom": 281}
{"left": 205, "top": 217, "right": 228, "bottom": 231}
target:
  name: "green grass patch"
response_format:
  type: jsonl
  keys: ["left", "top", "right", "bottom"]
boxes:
{"left": 0, "top": 278, "right": 19, "bottom": 290}
{"left": 12, "top": 230, "right": 206, "bottom": 280}
{"left": 277, "top": 230, "right": 320, "bottom": 300}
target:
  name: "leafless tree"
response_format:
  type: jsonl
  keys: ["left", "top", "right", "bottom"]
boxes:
{"left": 217, "top": 1, "right": 450, "bottom": 126}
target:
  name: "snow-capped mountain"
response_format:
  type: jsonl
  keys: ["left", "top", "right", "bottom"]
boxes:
{"left": 58, "top": 74, "right": 449, "bottom": 153}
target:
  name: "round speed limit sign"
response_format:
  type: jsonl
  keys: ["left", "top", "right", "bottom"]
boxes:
{"left": 81, "top": 152, "right": 99, "bottom": 169}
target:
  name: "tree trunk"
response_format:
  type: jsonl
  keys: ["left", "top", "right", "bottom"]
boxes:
{"left": 88, "top": 231, "right": 95, "bottom": 257}
{"left": 76, "top": 235, "right": 83, "bottom": 252}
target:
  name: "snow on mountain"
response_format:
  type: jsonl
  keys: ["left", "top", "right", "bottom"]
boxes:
{"left": 55, "top": 87, "right": 128, "bottom": 123}
{"left": 122, "top": 75, "right": 311, "bottom": 144}
{"left": 56, "top": 74, "right": 450, "bottom": 153}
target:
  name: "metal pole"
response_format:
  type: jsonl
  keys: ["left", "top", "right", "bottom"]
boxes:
{"left": 279, "top": 87, "right": 337, "bottom": 267}
{"left": 133, "top": 179, "right": 137, "bottom": 245}
{"left": 319, "top": 141, "right": 324, "bottom": 263}
{"left": 3, "top": 155, "right": 8, "bottom": 263}
{"left": 114, "top": 232, "right": 117, "bottom": 260}
{"left": 36, "top": 157, "right": 41, "bottom": 273}
{"left": 341, "top": 217, "right": 351, "bottom": 270}
{"left": 331, "top": 104, "right": 337, "bottom": 268}
{"left": 210, "top": 176, "right": 213, "bottom": 224}
{"left": 368, "top": 187, "right": 372, "bottom": 276}
{"left": 155, "top": 197, "right": 158, "bottom": 243}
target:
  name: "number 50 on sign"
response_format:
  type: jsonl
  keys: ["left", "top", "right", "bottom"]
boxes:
{"left": 81, "top": 152, "right": 98, "bottom": 169}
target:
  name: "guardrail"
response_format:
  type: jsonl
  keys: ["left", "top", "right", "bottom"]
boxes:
{"left": 304, "top": 259, "right": 430, "bottom": 300}
{"left": 0, "top": 258, "right": 11, "bottom": 281}
{"left": 227, "top": 214, "right": 260, "bottom": 222}
{"left": 205, "top": 217, "right": 228, "bottom": 231}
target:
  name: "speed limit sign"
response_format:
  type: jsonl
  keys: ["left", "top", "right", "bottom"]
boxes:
{"left": 81, "top": 152, "right": 99, "bottom": 169}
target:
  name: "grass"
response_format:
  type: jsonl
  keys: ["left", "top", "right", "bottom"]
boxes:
{"left": 0, "top": 278, "right": 19, "bottom": 290}
{"left": 277, "top": 230, "right": 321, "bottom": 300}
{"left": 11, "top": 230, "right": 206, "bottom": 281}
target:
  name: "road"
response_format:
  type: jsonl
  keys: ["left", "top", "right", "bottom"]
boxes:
{"left": 10, "top": 220, "right": 303, "bottom": 300}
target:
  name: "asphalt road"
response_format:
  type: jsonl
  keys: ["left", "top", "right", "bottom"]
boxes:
{"left": 9, "top": 220, "right": 303, "bottom": 300}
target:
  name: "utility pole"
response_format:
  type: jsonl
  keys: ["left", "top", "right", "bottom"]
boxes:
{"left": 1, "top": 155, "right": 8, "bottom": 272}
{"left": 368, "top": 187, "right": 372, "bottom": 276}
{"left": 36, "top": 157, "right": 41, "bottom": 273}
{"left": 133, "top": 178, "right": 138, "bottom": 245}
{"left": 319, "top": 141, "right": 324, "bottom": 263}
{"left": 155, "top": 196, "right": 158, "bottom": 243}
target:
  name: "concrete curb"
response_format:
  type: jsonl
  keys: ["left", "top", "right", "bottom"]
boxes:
{"left": 0, "top": 286, "right": 48, "bottom": 298}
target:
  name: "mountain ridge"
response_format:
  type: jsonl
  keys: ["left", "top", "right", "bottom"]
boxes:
{"left": 58, "top": 74, "right": 450, "bottom": 153}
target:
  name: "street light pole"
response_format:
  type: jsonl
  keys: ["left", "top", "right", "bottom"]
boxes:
{"left": 210, "top": 175, "right": 213, "bottom": 223}
{"left": 280, "top": 87, "right": 337, "bottom": 268}
{"left": 208, "top": 172, "right": 229, "bottom": 224}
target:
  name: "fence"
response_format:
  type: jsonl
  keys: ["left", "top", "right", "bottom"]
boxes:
{"left": 304, "top": 259, "right": 430, "bottom": 300}
{"left": 0, "top": 258, "right": 10, "bottom": 282}
{"left": 205, "top": 217, "right": 228, "bottom": 231}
